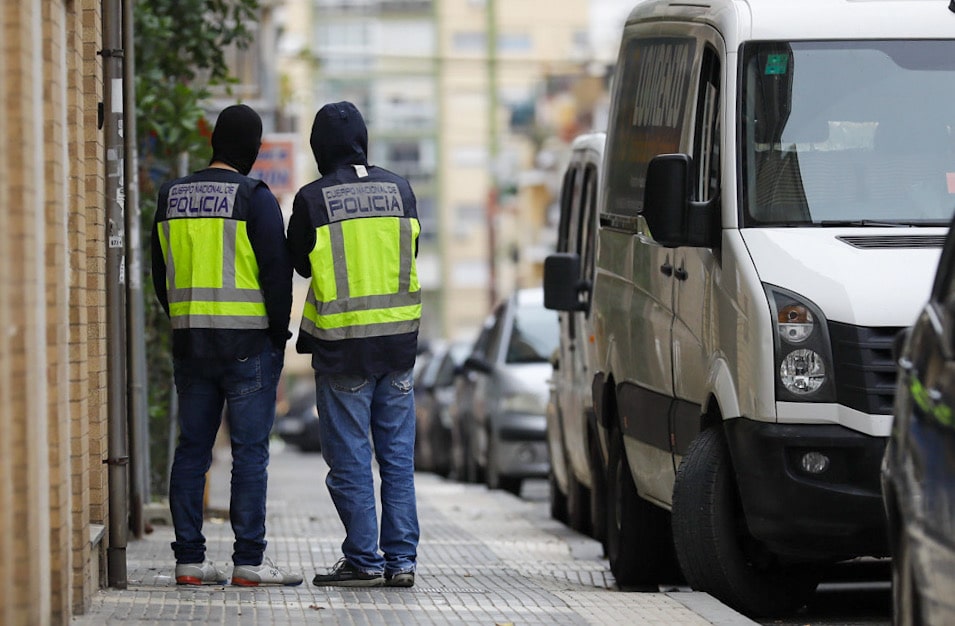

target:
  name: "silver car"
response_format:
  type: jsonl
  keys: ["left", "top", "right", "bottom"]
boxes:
{"left": 457, "top": 287, "right": 558, "bottom": 495}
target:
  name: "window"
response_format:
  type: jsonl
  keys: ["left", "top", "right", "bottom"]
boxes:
{"left": 604, "top": 36, "right": 696, "bottom": 218}
{"left": 741, "top": 40, "right": 955, "bottom": 226}
{"left": 694, "top": 47, "right": 721, "bottom": 204}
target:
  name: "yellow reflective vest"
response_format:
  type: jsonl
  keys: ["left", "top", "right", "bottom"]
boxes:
{"left": 299, "top": 178, "right": 421, "bottom": 343}
{"left": 156, "top": 170, "right": 269, "bottom": 331}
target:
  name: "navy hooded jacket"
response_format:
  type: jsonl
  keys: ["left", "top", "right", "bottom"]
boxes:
{"left": 287, "top": 101, "right": 420, "bottom": 376}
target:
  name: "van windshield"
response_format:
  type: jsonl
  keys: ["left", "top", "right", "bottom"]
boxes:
{"left": 740, "top": 40, "right": 955, "bottom": 227}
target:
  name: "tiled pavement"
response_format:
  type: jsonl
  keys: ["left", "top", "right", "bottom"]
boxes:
{"left": 72, "top": 442, "right": 758, "bottom": 625}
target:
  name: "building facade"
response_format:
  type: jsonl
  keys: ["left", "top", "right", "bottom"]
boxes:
{"left": 1, "top": 1, "right": 110, "bottom": 624}
{"left": 278, "top": 0, "right": 601, "bottom": 346}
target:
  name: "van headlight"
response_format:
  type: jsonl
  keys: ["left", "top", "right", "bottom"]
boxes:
{"left": 765, "top": 285, "right": 835, "bottom": 402}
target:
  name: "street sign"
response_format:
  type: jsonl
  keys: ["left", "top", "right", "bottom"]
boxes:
{"left": 250, "top": 133, "right": 298, "bottom": 196}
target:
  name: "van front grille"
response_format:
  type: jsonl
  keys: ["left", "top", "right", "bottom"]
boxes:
{"left": 827, "top": 322, "right": 902, "bottom": 415}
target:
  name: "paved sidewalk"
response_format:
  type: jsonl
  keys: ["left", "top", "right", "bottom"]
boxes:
{"left": 73, "top": 442, "right": 757, "bottom": 625}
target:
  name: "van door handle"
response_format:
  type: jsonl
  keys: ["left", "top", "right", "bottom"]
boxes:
{"left": 660, "top": 262, "right": 673, "bottom": 277}
{"left": 674, "top": 266, "right": 688, "bottom": 281}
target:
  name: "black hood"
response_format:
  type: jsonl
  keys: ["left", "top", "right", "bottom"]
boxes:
{"left": 309, "top": 101, "right": 369, "bottom": 176}
{"left": 210, "top": 104, "right": 262, "bottom": 175}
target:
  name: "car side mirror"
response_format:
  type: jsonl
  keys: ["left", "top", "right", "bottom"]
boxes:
{"left": 463, "top": 355, "right": 493, "bottom": 375}
{"left": 544, "top": 253, "right": 590, "bottom": 311}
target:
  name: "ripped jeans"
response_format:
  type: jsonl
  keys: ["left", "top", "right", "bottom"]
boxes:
{"left": 315, "top": 369, "right": 419, "bottom": 576}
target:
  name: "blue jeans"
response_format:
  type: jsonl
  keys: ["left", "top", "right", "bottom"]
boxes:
{"left": 316, "top": 369, "right": 419, "bottom": 576}
{"left": 169, "top": 346, "right": 283, "bottom": 566}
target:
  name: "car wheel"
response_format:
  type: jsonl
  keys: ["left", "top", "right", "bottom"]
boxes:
{"left": 486, "top": 429, "right": 521, "bottom": 495}
{"left": 588, "top": 425, "right": 607, "bottom": 549}
{"left": 672, "top": 426, "right": 819, "bottom": 617}
{"left": 605, "top": 422, "right": 679, "bottom": 587}
{"left": 299, "top": 419, "right": 322, "bottom": 453}
{"left": 465, "top": 424, "right": 484, "bottom": 484}
{"left": 565, "top": 460, "right": 591, "bottom": 535}
{"left": 893, "top": 529, "right": 922, "bottom": 626}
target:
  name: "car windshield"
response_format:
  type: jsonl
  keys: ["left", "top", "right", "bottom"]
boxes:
{"left": 506, "top": 302, "right": 559, "bottom": 364}
{"left": 740, "top": 40, "right": 955, "bottom": 226}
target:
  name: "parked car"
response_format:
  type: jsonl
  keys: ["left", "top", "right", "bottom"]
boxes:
{"left": 414, "top": 339, "right": 470, "bottom": 476}
{"left": 544, "top": 131, "right": 606, "bottom": 540}
{"left": 882, "top": 210, "right": 955, "bottom": 626}
{"left": 545, "top": 0, "right": 951, "bottom": 615}
{"left": 454, "top": 287, "right": 559, "bottom": 495}
{"left": 273, "top": 378, "right": 321, "bottom": 453}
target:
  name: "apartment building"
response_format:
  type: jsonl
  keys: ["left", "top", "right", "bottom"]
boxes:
{"left": 277, "top": 0, "right": 602, "bottom": 347}
{"left": 1, "top": 1, "right": 111, "bottom": 624}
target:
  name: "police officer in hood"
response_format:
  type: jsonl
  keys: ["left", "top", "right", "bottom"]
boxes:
{"left": 151, "top": 103, "right": 301, "bottom": 587}
{"left": 288, "top": 101, "right": 420, "bottom": 588}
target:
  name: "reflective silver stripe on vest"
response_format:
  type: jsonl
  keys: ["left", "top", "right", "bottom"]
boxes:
{"left": 398, "top": 219, "right": 414, "bottom": 293}
{"left": 222, "top": 220, "right": 238, "bottom": 289}
{"left": 170, "top": 315, "right": 269, "bottom": 330}
{"left": 300, "top": 316, "right": 419, "bottom": 341}
{"left": 167, "top": 287, "right": 266, "bottom": 304}
{"left": 328, "top": 222, "right": 349, "bottom": 300}
{"left": 161, "top": 221, "right": 176, "bottom": 288}
{"left": 305, "top": 288, "right": 420, "bottom": 317}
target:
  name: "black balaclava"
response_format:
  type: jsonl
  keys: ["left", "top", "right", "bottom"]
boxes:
{"left": 309, "top": 101, "right": 369, "bottom": 176}
{"left": 209, "top": 104, "right": 262, "bottom": 175}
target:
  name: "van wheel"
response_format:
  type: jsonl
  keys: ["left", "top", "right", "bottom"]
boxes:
{"left": 672, "top": 427, "right": 819, "bottom": 616}
{"left": 566, "top": 458, "right": 592, "bottom": 535}
{"left": 605, "top": 423, "right": 679, "bottom": 587}
{"left": 588, "top": 425, "right": 607, "bottom": 549}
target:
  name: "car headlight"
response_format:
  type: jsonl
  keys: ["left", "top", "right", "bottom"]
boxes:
{"left": 500, "top": 390, "right": 547, "bottom": 415}
{"left": 765, "top": 285, "right": 835, "bottom": 402}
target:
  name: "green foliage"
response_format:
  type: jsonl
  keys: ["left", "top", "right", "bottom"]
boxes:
{"left": 135, "top": 0, "right": 260, "bottom": 497}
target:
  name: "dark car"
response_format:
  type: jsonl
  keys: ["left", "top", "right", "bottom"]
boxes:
{"left": 274, "top": 378, "right": 321, "bottom": 452}
{"left": 414, "top": 340, "right": 470, "bottom": 476}
{"left": 882, "top": 214, "right": 955, "bottom": 625}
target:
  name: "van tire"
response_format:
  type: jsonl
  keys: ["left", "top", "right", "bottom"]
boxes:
{"left": 605, "top": 423, "right": 678, "bottom": 587}
{"left": 588, "top": 426, "right": 607, "bottom": 549}
{"left": 549, "top": 470, "right": 568, "bottom": 523}
{"left": 672, "top": 426, "right": 819, "bottom": 616}
{"left": 566, "top": 459, "right": 591, "bottom": 535}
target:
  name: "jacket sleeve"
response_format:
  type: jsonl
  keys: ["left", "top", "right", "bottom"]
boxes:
{"left": 287, "top": 192, "right": 315, "bottom": 278}
{"left": 247, "top": 184, "right": 293, "bottom": 348}
{"left": 150, "top": 201, "right": 170, "bottom": 317}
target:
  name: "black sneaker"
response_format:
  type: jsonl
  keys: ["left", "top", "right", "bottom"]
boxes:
{"left": 312, "top": 558, "right": 385, "bottom": 587}
{"left": 385, "top": 571, "right": 415, "bottom": 588}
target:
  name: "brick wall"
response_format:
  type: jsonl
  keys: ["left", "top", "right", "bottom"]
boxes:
{"left": 1, "top": 1, "right": 108, "bottom": 624}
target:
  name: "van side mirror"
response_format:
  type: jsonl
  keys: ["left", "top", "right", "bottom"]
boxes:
{"left": 644, "top": 153, "right": 719, "bottom": 249}
{"left": 544, "top": 253, "right": 590, "bottom": 311}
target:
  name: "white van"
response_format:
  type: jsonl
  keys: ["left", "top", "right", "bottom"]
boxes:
{"left": 545, "top": 132, "right": 606, "bottom": 539}
{"left": 545, "top": 0, "right": 955, "bottom": 616}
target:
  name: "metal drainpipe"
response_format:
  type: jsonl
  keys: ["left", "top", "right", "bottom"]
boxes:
{"left": 122, "top": 0, "right": 149, "bottom": 540}
{"left": 102, "top": 0, "right": 129, "bottom": 588}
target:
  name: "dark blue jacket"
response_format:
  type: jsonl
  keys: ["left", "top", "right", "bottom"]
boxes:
{"left": 152, "top": 167, "right": 292, "bottom": 359}
{"left": 287, "top": 101, "right": 419, "bottom": 375}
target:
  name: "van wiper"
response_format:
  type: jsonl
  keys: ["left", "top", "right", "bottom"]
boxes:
{"left": 818, "top": 220, "right": 909, "bottom": 227}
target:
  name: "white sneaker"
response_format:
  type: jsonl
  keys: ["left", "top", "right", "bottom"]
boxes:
{"left": 175, "top": 561, "right": 228, "bottom": 585}
{"left": 231, "top": 557, "right": 304, "bottom": 587}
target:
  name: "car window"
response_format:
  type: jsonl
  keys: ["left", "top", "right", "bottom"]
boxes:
{"left": 506, "top": 302, "right": 559, "bottom": 364}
